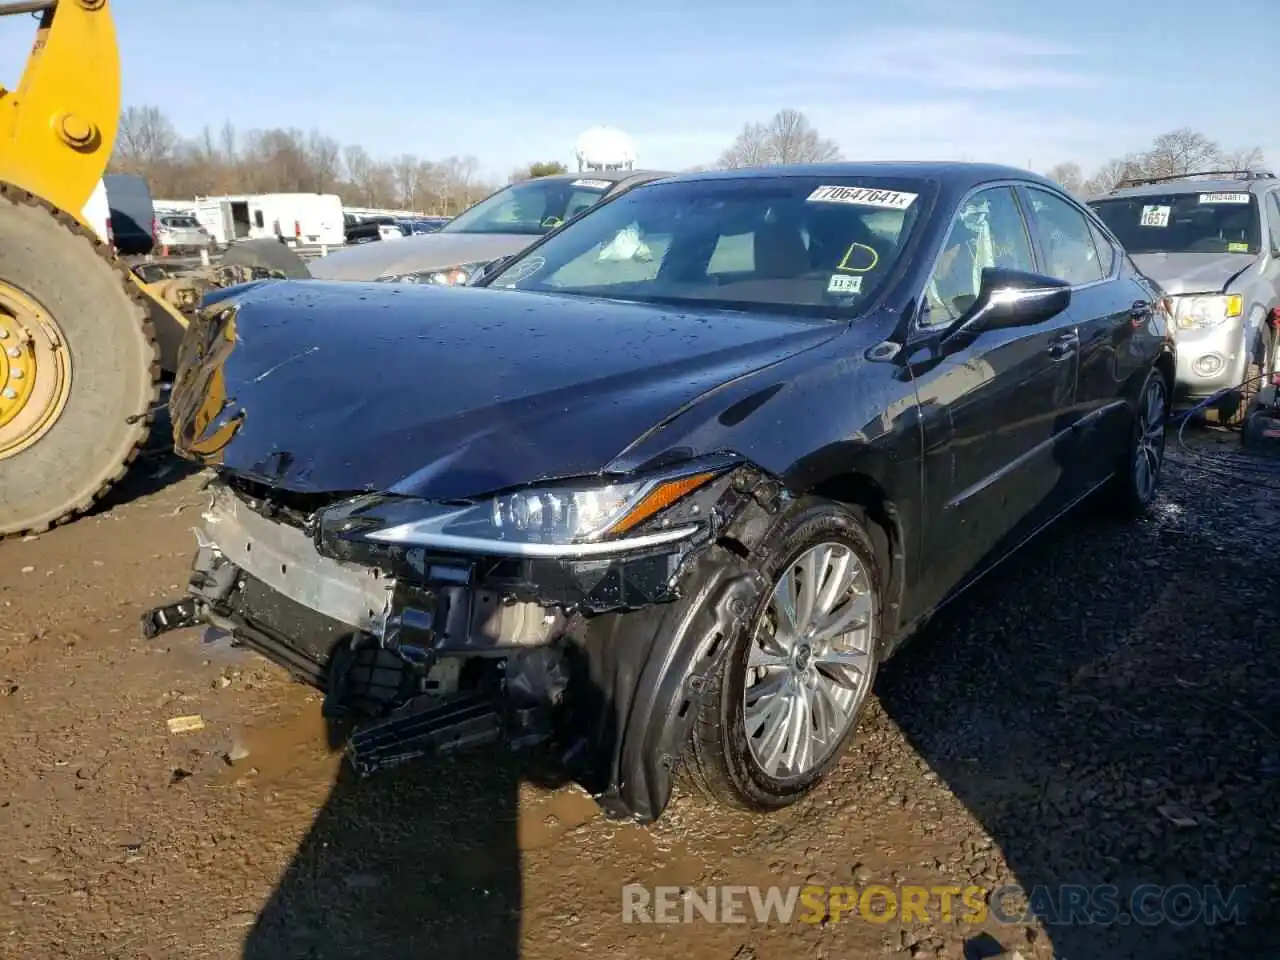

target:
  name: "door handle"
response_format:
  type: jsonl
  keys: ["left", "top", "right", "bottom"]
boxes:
{"left": 1047, "top": 330, "right": 1078, "bottom": 359}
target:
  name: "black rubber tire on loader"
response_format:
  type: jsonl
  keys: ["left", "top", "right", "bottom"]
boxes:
{"left": 0, "top": 187, "right": 159, "bottom": 538}
{"left": 220, "top": 237, "right": 311, "bottom": 279}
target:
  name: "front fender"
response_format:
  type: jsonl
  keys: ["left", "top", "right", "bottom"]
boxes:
{"left": 568, "top": 547, "right": 769, "bottom": 823}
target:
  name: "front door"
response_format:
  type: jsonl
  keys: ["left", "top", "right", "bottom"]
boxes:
{"left": 906, "top": 184, "right": 1080, "bottom": 617}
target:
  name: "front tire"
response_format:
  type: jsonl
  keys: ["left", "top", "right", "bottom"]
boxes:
{"left": 0, "top": 188, "right": 158, "bottom": 537}
{"left": 1217, "top": 326, "right": 1274, "bottom": 427}
{"left": 685, "top": 500, "right": 883, "bottom": 812}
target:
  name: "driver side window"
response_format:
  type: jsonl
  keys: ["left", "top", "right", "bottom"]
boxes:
{"left": 920, "top": 186, "right": 1035, "bottom": 329}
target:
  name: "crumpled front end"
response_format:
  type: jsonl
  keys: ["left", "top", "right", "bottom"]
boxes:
{"left": 143, "top": 461, "right": 786, "bottom": 823}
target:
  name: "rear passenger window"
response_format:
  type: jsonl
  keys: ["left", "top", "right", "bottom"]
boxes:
{"left": 1087, "top": 220, "right": 1116, "bottom": 276}
{"left": 1026, "top": 188, "right": 1104, "bottom": 286}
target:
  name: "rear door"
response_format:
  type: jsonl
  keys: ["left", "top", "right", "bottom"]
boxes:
{"left": 909, "top": 183, "right": 1081, "bottom": 612}
{"left": 1019, "top": 186, "right": 1149, "bottom": 495}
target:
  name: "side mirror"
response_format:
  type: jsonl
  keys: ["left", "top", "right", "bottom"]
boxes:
{"left": 944, "top": 268, "right": 1071, "bottom": 342}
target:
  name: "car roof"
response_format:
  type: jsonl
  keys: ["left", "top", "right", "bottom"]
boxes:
{"left": 519, "top": 169, "right": 672, "bottom": 187}
{"left": 646, "top": 161, "right": 1061, "bottom": 193}
{"left": 1093, "top": 170, "right": 1278, "bottom": 201}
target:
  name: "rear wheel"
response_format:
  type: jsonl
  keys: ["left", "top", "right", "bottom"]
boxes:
{"left": 0, "top": 187, "right": 158, "bottom": 537}
{"left": 685, "top": 501, "right": 882, "bottom": 812}
{"left": 1100, "top": 368, "right": 1167, "bottom": 518}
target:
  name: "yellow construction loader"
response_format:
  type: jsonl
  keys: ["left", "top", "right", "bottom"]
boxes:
{"left": 0, "top": 0, "right": 303, "bottom": 538}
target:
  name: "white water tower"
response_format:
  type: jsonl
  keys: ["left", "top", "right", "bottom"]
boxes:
{"left": 574, "top": 126, "right": 637, "bottom": 172}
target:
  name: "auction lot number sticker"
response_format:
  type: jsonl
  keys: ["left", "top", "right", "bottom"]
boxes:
{"left": 807, "top": 186, "right": 918, "bottom": 210}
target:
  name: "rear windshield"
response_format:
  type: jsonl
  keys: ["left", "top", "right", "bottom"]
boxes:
{"left": 161, "top": 216, "right": 199, "bottom": 228}
{"left": 1090, "top": 192, "right": 1261, "bottom": 255}
{"left": 485, "top": 176, "right": 932, "bottom": 316}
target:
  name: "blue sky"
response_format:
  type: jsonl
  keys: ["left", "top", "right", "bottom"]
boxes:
{"left": 2, "top": 0, "right": 1275, "bottom": 180}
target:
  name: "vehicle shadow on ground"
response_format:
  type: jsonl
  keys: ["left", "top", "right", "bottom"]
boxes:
{"left": 90, "top": 396, "right": 203, "bottom": 514}
{"left": 876, "top": 450, "right": 1280, "bottom": 958}
{"left": 241, "top": 717, "right": 558, "bottom": 960}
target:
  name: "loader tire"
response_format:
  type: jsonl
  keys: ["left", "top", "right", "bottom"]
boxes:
{"left": 0, "top": 186, "right": 159, "bottom": 538}
{"left": 221, "top": 238, "right": 311, "bottom": 279}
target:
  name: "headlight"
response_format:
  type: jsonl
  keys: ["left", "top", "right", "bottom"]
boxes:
{"left": 359, "top": 470, "right": 722, "bottom": 558}
{"left": 1174, "top": 294, "right": 1242, "bottom": 330}
{"left": 377, "top": 262, "right": 490, "bottom": 286}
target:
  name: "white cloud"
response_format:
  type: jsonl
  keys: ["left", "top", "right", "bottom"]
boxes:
{"left": 814, "top": 99, "right": 1114, "bottom": 169}
{"left": 602, "top": 99, "right": 1118, "bottom": 173}
{"left": 797, "top": 26, "right": 1101, "bottom": 92}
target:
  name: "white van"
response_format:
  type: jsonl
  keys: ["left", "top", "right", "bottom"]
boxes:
{"left": 82, "top": 179, "right": 113, "bottom": 249}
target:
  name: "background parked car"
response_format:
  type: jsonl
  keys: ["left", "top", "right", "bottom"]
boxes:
{"left": 1089, "top": 169, "right": 1280, "bottom": 421}
{"left": 343, "top": 215, "right": 406, "bottom": 245}
{"left": 310, "top": 170, "right": 670, "bottom": 284}
{"left": 161, "top": 162, "right": 1175, "bottom": 825}
{"left": 402, "top": 216, "right": 450, "bottom": 235}
{"left": 154, "top": 213, "right": 214, "bottom": 254}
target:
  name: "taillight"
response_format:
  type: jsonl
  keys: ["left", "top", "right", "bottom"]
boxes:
{"left": 151, "top": 216, "right": 158, "bottom": 238}
{"left": 294, "top": 220, "right": 301, "bottom": 238}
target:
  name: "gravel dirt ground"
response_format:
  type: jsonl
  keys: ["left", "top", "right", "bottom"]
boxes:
{"left": 1, "top": 422, "right": 1277, "bottom": 960}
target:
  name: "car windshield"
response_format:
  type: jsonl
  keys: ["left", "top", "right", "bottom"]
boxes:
{"left": 1090, "top": 192, "right": 1261, "bottom": 255}
{"left": 441, "top": 178, "right": 613, "bottom": 236}
{"left": 484, "top": 176, "right": 931, "bottom": 315}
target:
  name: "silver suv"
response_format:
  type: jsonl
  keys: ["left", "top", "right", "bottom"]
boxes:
{"left": 1089, "top": 170, "right": 1280, "bottom": 419}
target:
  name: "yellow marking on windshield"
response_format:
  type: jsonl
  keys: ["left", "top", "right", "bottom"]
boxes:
{"left": 836, "top": 242, "right": 879, "bottom": 273}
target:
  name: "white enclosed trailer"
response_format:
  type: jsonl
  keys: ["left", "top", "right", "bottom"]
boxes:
{"left": 194, "top": 193, "right": 345, "bottom": 247}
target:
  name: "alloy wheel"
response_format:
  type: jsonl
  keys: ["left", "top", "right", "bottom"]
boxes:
{"left": 742, "top": 541, "right": 876, "bottom": 780}
{"left": 1134, "top": 376, "right": 1166, "bottom": 502}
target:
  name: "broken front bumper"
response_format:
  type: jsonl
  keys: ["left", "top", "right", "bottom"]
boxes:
{"left": 143, "top": 473, "right": 777, "bottom": 823}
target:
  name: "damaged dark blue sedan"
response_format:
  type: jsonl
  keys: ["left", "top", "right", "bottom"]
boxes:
{"left": 148, "top": 162, "right": 1177, "bottom": 824}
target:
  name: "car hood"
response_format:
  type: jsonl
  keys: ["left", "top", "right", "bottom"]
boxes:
{"left": 169, "top": 281, "right": 844, "bottom": 500}
{"left": 1130, "top": 252, "right": 1256, "bottom": 295}
{"left": 310, "top": 232, "right": 535, "bottom": 281}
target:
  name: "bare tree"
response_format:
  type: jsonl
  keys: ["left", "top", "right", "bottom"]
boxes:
{"left": 393, "top": 154, "right": 422, "bottom": 208}
{"left": 307, "top": 132, "right": 342, "bottom": 193}
{"left": 342, "top": 144, "right": 373, "bottom": 203}
{"left": 768, "top": 108, "right": 842, "bottom": 165}
{"left": 1221, "top": 146, "right": 1267, "bottom": 171}
{"left": 438, "top": 156, "right": 481, "bottom": 212}
{"left": 1045, "top": 161, "right": 1084, "bottom": 194}
{"left": 113, "top": 105, "right": 179, "bottom": 172}
{"left": 1138, "top": 128, "right": 1222, "bottom": 179}
{"left": 1080, "top": 156, "right": 1143, "bottom": 196}
{"left": 718, "top": 109, "right": 841, "bottom": 169}
{"left": 105, "top": 105, "right": 502, "bottom": 211}
{"left": 718, "top": 122, "right": 772, "bottom": 169}
{"left": 1049, "top": 129, "right": 1270, "bottom": 201}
